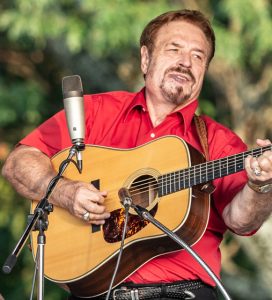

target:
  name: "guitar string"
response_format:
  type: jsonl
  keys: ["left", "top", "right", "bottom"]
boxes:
{"left": 103, "top": 146, "right": 271, "bottom": 207}
{"left": 104, "top": 146, "right": 270, "bottom": 197}
{"left": 125, "top": 146, "right": 271, "bottom": 197}
{"left": 105, "top": 166, "right": 251, "bottom": 211}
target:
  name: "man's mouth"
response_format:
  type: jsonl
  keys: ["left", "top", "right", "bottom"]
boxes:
{"left": 167, "top": 73, "right": 190, "bottom": 83}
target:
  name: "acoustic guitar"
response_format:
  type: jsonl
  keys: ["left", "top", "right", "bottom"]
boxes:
{"left": 30, "top": 135, "right": 270, "bottom": 298}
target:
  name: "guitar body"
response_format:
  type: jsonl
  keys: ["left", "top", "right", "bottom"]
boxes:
{"left": 30, "top": 136, "right": 210, "bottom": 298}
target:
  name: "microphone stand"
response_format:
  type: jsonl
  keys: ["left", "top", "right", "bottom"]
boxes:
{"left": 2, "top": 144, "right": 83, "bottom": 300}
{"left": 131, "top": 203, "right": 232, "bottom": 300}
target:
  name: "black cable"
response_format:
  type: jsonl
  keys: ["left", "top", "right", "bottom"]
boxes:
{"left": 132, "top": 204, "right": 232, "bottom": 300}
{"left": 105, "top": 205, "right": 130, "bottom": 300}
{"left": 45, "top": 158, "right": 79, "bottom": 196}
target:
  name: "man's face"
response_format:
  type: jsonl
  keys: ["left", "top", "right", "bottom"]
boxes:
{"left": 141, "top": 20, "right": 210, "bottom": 107}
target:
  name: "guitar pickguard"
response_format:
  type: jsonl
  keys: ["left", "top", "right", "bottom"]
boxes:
{"left": 103, "top": 205, "right": 158, "bottom": 243}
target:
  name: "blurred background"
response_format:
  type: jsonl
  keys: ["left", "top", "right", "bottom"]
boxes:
{"left": 0, "top": 0, "right": 272, "bottom": 299}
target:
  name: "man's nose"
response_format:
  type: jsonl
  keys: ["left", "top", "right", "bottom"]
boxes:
{"left": 177, "top": 53, "right": 192, "bottom": 68}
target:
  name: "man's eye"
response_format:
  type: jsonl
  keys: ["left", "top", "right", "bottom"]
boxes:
{"left": 193, "top": 54, "right": 202, "bottom": 60}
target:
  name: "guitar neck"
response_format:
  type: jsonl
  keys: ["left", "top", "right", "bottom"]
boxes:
{"left": 158, "top": 145, "right": 272, "bottom": 197}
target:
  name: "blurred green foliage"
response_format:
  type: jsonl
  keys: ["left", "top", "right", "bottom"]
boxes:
{"left": 1, "top": 0, "right": 272, "bottom": 299}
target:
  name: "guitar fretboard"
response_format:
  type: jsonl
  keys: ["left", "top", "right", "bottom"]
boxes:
{"left": 158, "top": 145, "right": 272, "bottom": 197}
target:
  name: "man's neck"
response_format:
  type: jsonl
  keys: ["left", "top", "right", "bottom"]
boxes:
{"left": 145, "top": 90, "right": 194, "bottom": 127}
{"left": 146, "top": 98, "right": 175, "bottom": 127}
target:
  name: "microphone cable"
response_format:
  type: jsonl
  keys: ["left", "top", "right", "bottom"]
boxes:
{"left": 105, "top": 204, "right": 130, "bottom": 300}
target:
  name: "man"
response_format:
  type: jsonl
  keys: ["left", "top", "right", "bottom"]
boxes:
{"left": 2, "top": 9, "right": 272, "bottom": 300}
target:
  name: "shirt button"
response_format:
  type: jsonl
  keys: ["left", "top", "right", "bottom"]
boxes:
{"left": 150, "top": 133, "right": 155, "bottom": 138}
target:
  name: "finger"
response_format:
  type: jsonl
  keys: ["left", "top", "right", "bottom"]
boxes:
{"left": 90, "top": 190, "right": 108, "bottom": 205}
{"left": 257, "top": 156, "right": 272, "bottom": 172}
{"left": 76, "top": 186, "right": 107, "bottom": 205}
{"left": 244, "top": 155, "right": 253, "bottom": 174}
{"left": 85, "top": 199, "right": 109, "bottom": 214}
{"left": 262, "top": 150, "right": 272, "bottom": 161}
{"left": 81, "top": 211, "right": 110, "bottom": 225}
{"left": 250, "top": 156, "right": 260, "bottom": 170}
{"left": 256, "top": 138, "right": 271, "bottom": 147}
{"left": 245, "top": 156, "right": 262, "bottom": 180}
{"left": 84, "top": 211, "right": 111, "bottom": 225}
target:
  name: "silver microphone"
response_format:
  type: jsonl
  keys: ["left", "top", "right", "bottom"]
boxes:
{"left": 62, "top": 75, "right": 85, "bottom": 171}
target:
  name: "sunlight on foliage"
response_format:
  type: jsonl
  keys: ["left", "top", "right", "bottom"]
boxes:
{"left": 1, "top": 1, "right": 272, "bottom": 299}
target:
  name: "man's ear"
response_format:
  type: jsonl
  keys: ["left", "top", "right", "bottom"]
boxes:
{"left": 140, "top": 46, "right": 150, "bottom": 75}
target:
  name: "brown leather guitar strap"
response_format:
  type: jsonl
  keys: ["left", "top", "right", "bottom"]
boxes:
{"left": 193, "top": 115, "right": 215, "bottom": 193}
{"left": 193, "top": 115, "right": 209, "bottom": 161}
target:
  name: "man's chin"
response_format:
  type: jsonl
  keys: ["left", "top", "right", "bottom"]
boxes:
{"left": 162, "top": 88, "right": 190, "bottom": 105}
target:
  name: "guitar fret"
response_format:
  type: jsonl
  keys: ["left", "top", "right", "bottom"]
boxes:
{"left": 212, "top": 161, "right": 215, "bottom": 181}
{"left": 205, "top": 162, "right": 208, "bottom": 181}
{"left": 199, "top": 163, "right": 202, "bottom": 185}
{"left": 207, "top": 162, "right": 214, "bottom": 181}
{"left": 162, "top": 175, "right": 165, "bottom": 196}
{"left": 172, "top": 172, "right": 175, "bottom": 193}
{"left": 182, "top": 170, "right": 186, "bottom": 189}
{"left": 200, "top": 164, "right": 206, "bottom": 182}
{"left": 171, "top": 172, "right": 174, "bottom": 193}
{"left": 197, "top": 165, "right": 201, "bottom": 185}
{"left": 178, "top": 170, "right": 181, "bottom": 191}
{"left": 174, "top": 171, "right": 179, "bottom": 192}
{"left": 166, "top": 173, "right": 170, "bottom": 194}
{"left": 172, "top": 172, "right": 178, "bottom": 192}
{"left": 184, "top": 169, "right": 189, "bottom": 189}
{"left": 220, "top": 158, "right": 228, "bottom": 176}
{"left": 193, "top": 165, "right": 196, "bottom": 186}
{"left": 190, "top": 166, "right": 193, "bottom": 186}
{"left": 194, "top": 166, "right": 198, "bottom": 185}
{"left": 168, "top": 173, "right": 171, "bottom": 194}
{"left": 169, "top": 173, "right": 172, "bottom": 193}
{"left": 188, "top": 167, "right": 191, "bottom": 187}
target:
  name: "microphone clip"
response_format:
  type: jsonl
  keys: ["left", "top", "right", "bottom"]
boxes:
{"left": 69, "top": 144, "right": 85, "bottom": 174}
{"left": 118, "top": 187, "right": 133, "bottom": 211}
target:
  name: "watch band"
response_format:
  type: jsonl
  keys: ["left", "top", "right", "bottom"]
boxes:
{"left": 247, "top": 180, "right": 272, "bottom": 193}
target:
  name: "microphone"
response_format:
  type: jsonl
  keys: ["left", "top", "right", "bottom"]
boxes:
{"left": 62, "top": 75, "right": 85, "bottom": 172}
{"left": 118, "top": 187, "right": 133, "bottom": 210}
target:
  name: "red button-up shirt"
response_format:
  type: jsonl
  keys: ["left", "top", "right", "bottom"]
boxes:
{"left": 20, "top": 88, "right": 248, "bottom": 286}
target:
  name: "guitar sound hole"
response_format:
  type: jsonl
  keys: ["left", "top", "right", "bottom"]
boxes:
{"left": 103, "top": 175, "right": 158, "bottom": 243}
{"left": 129, "top": 174, "right": 158, "bottom": 208}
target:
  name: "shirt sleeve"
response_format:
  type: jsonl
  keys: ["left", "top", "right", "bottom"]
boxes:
{"left": 203, "top": 116, "right": 250, "bottom": 234}
{"left": 18, "top": 95, "right": 97, "bottom": 158}
{"left": 19, "top": 110, "right": 72, "bottom": 158}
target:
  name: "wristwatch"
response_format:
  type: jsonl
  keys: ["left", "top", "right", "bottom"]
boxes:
{"left": 247, "top": 180, "right": 272, "bottom": 193}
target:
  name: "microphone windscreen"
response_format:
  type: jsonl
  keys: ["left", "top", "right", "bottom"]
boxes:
{"left": 62, "top": 75, "right": 83, "bottom": 98}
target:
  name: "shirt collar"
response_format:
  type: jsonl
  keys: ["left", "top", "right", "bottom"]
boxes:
{"left": 124, "top": 88, "right": 147, "bottom": 121}
{"left": 125, "top": 87, "right": 199, "bottom": 134}
{"left": 174, "top": 99, "right": 199, "bottom": 133}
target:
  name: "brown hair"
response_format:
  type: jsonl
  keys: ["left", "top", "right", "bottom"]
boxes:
{"left": 140, "top": 9, "right": 215, "bottom": 64}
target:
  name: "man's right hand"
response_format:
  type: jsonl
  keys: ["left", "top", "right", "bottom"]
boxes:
{"left": 56, "top": 179, "right": 110, "bottom": 224}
